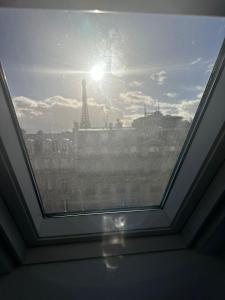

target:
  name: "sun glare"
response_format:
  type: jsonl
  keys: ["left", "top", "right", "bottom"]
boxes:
{"left": 90, "top": 64, "right": 105, "bottom": 81}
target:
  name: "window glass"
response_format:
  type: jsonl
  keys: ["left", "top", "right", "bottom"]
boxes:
{"left": 0, "top": 8, "right": 224, "bottom": 214}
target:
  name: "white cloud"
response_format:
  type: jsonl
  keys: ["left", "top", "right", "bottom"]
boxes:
{"left": 195, "top": 85, "right": 205, "bottom": 99}
{"left": 128, "top": 80, "right": 143, "bottom": 88}
{"left": 150, "top": 70, "right": 167, "bottom": 85}
{"left": 119, "top": 91, "right": 156, "bottom": 105}
{"left": 13, "top": 97, "right": 46, "bottom": 118}
{"left": 156, "top": 99, "right": 200, "bottom": 121}
{"left": 121, "top": 98, "right": 200, "bottom": 123}
{"left": 177, "top": 99, "right": 200, "bottom": 120}
{"left": 118, "top": 91, "right": 200, "bottom": 122}
{"left": 165, "top": 92, "right": 178, "bottom": 98}
{"left": 205, "top": 63, "right": 214, "bottom": 74}
{"left": 190, "top": 57, "right": 202, "bottom": 65}
{"left": 13, "top": 91, "right": 201, "bottom": 131}
{"left": 13, "top": 96, "right": 122, "bottom": 132}
{"left": 45, "top": 96, "right": 80, "bottom": 108}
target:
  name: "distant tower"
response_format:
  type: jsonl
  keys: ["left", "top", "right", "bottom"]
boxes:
{"left": 80, "top": 79, "right": 91, "bottom": 129}
{"left": 156, "top": 100, "right": 160, "bottom": 113}
{"left": 144, "top": 103, "right": 147, "bottom": 117}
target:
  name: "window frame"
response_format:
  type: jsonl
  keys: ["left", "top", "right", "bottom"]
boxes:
{"left": 0, "top": 30, "right": 225, "bottom": 245}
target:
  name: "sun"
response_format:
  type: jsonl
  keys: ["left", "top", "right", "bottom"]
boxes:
{"left": 90, "top": 64, "right": 105, "bottom": 81}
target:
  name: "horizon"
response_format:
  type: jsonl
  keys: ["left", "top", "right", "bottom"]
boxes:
{"left": 21, "top": 109, "right": 190, "bottom": 134}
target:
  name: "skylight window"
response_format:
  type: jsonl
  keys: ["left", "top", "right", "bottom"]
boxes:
{"left": 0, "top": 8, "right": 224, "bottom": 216}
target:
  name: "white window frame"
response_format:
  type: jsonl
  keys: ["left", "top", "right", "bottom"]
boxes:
{"left": 0, "top": 29, "right": 225, "bottom": 245}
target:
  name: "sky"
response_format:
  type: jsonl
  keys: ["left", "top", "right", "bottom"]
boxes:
{"left": 0, "top": 8, "right": 225, "bottom": 132}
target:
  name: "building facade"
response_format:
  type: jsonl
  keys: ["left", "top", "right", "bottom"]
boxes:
{"left": 23, "top": 111, "right": 190, "bottom": 214}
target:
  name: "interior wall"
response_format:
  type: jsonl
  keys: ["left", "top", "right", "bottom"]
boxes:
{"left": 0, "top": 249, "right": 225, "bottom": 300}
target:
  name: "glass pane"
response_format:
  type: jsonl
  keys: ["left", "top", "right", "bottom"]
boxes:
{"left": 0, "top": 8, "right": 224, "bottom": 214}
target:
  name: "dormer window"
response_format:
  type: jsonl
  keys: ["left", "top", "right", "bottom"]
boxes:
{"left": 0, "top": 8, "right": 224, "bottom": 240}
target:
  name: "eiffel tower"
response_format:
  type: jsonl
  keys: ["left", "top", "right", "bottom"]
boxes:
{"left": 80, "top": 79, "right": 91, "bottom": 129}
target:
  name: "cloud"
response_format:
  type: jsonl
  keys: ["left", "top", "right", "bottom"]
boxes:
{"left": 177, "top": 99, "right": 200, "bottom": 120}
{"left": 165, "top": 92, "right": 178, "bottom": 98}
{"left": 183, "top": 85, "right": 206, "bottom": 99}
{"left": 150, "top": 70, "right": 167, "bottom": 85}
{"left": 119, "top": 91, "right": 156, "bottom": 106}
{"left": 13, "top": 96, "right": 122, "bottom": 132}
{"left": 195, "top": 85, "right": 205, "bottom": 99}
{"left": 128, "top": 80, "right": 143, "bottom": 88}
{"left": 205, "top": 62, "right": 214, "bottom": 74}
{"left": 156, "top": 99, "right": 200, "bottom": 121}
{"left": 121, "top": 99, "right": 200, "bottom": 122}
{"left": 13, "top": 97, "right": 48, "bottom": 118}
{"left": 13, "top": 90, "right": 201, "bottom": 132}
{"left": 190, "top": 57, "right": 202, "bottom": 65}
{"left": 118, "top": 90, "right": 200, "bottom": 122}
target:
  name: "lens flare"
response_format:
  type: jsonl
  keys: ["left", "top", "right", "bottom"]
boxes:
{"left": 90, "top": 64, "right": 105, "bottom": 81}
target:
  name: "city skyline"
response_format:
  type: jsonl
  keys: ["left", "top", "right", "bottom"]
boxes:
{"left": 23, "top": 110, "right": 190, "bottom": 213}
